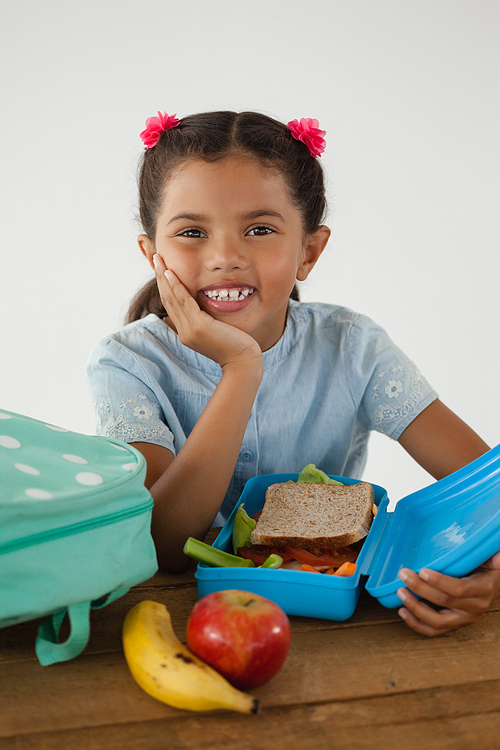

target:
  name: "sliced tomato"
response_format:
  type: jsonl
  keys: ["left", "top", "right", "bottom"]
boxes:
{"left": 237, "top": 537, "right": 360, "bottom": 568}
{"left": 270, "top": 547, "right": 294, "bottom": 563}
{"left": 237, "top": 545, "right": 294, "bottom": 565}
{"left": 237, "top": 546, "right": 273, "bottom": 565}
{"left": 326, "top": 547, "right": 360, "bottom": 564}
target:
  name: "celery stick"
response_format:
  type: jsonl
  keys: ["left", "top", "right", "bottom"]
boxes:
{"left": 183, "top": 537, "right": 255, "bottom": 567}
{"left": 260, "top": 554, "right": 283, "bottom": 569}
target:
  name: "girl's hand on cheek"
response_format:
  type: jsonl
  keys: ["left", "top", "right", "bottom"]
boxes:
{"left": 153, "top": 254, "right": 262, "bottom": 371}
{"left": 396, "top": 564, "right": 500, "bottom": 637}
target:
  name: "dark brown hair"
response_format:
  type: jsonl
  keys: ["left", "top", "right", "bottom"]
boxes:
{"left": 126, "top": 111, "right": 327, "bottom": 323}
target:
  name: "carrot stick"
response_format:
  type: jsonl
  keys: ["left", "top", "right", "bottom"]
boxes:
{"left": 334, "top": 562, "right": 357, "bottom": 577}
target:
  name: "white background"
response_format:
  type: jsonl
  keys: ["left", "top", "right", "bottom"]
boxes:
{"left": 1, "top": 0, "right": 499, "bottom": 504}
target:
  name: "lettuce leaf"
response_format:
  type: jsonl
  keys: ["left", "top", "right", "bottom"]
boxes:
{"left": 232, "top": 503, "right": 257, "bottom": 554}
{"left": 296, "top": 464, "right": 344, "bottom": 486}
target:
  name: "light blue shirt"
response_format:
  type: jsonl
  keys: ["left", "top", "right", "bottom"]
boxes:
{"left": 86, "top": 301, "right": 438, "bottom": 525}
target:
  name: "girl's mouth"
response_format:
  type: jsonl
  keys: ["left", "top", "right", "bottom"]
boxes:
{"left": 202, "top": 287, "right": 255, "bottom": 302}
{"left": 199, "top": 286, "right": 256, "bottom": 312}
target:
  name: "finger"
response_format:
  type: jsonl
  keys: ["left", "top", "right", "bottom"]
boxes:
{"left": 398, "top": 604, "right": 446, "bottom": 637}
{"left": 152, "top": 256, "right": 198, "bottom": 324}
{"left": 399, "top": 568, "right": 482, "bottom": 609}
{"left": 483, "top": 550, "right": 500, "bottom": 570}
{"left": 397, "top": 603, "right": 465, "bottom": 637}
{"left": 398, "top": 568, "right": 465, "bottom": 608}
{"left": 152, "top": 253, "right": 175, "bottom": 313}
{"left": 418, "top": 567, "right": 500, "bottom": 606}
{"left": 399, "top": 567, "right": 500, "bottom": 620}
{"left": 397, "top": 587, "right": 475, "bottom": 635}
{"left": 163, "top": 269, "right": 212, "bottom": 336}
{"left": 152, "top": 252, "right": 166, "bottom": 274}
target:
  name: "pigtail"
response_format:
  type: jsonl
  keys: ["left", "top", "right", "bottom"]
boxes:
{"left": 125, "top": 278, "right": 165, "bottom": 324}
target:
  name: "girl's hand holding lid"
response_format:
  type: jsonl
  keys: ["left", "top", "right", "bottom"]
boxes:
{"left": 396, "top": 560, "right": 500, "bottom": 637}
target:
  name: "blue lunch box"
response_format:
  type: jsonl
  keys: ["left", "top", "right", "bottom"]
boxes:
{"left": 195, "top": 444, "right": 500, "bottom": 620}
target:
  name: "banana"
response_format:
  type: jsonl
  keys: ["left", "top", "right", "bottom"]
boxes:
{"left": 122, "top": 600, "right": 259, "bottom": 715}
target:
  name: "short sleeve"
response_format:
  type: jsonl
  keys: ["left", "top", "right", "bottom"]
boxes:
{"left": 348, "top": 315, "right": 439, "bottom": 439}
{"left": 86, "top": 337, "right": 175, "bottom": 452}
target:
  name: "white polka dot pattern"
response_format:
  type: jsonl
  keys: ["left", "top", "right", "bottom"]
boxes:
{"left": 0, "top": 436, "right": 21, "bottom": 449}
{"left": 15, "top": 463, "right": 41, "bottom": 476}
{"left": 24, "top": 488, "right": 54, "bottom": 500}
{"left": 1, "top": 411, "right": 143, "bottom": 504}
{"left": 75, "top": 472, "right": 104, "bottom": 486}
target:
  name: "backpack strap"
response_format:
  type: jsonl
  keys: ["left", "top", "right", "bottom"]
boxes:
{"left": 35, "top": 601, "right": 91, "bottom": 666}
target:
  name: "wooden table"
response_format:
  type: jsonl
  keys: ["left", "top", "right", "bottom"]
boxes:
{"left": 2, "top": 531, "right": 500, "bottom": 750}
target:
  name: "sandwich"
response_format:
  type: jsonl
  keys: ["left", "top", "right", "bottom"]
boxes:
{"left": 236, "top": 478, "right": 376, "bottom": 574}
{"left": 250, "top": 481, "right": 375, "bottom": 552}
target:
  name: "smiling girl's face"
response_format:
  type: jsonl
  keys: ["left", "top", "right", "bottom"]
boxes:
{"left": 139, "top": 154, "right": 330, "bottom": 351}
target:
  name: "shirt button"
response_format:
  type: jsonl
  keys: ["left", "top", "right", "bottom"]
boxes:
{"left": 240, "top": 450, "right": 253, "bottom": 461}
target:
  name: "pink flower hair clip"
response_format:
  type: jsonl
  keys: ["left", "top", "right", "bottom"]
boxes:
{"left": 140, "top": 111, "right": 180, "bottom": 148}
{"left": 287, "top": 118, "right": 326, "bottom": 158}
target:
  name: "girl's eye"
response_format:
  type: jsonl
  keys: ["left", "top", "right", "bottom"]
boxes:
{"left": 179, "top": 228, "right": 207, "bottom": 238}
{"left": 247, "top": 226, "right": 273, "bottom": 236}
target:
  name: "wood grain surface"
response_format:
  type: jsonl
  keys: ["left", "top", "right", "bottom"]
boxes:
{"left": 1, "top": 539, "right": 500, "bottom": 750}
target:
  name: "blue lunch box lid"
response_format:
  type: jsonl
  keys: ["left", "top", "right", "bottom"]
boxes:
{"left": 195, "top": 444, "right": 500, "bottom": 620}
{"left": 363, "top": 442, "right": 500, "bottom": 607}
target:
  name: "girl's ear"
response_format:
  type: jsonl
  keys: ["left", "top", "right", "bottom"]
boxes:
{"left": 296, "top": 226, "right": 331, "bottom": 281}
{"left": 138, "top": 234, "right": 156, "bottom": 270}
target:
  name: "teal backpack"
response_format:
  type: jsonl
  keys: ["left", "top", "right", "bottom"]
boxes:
{"left": 0, "top": 409, "right": 158, "bottom": 665}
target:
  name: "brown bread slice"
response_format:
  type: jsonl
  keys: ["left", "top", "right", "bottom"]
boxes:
{"left": 250, "top": 482, "right": 375, "bottom": 552}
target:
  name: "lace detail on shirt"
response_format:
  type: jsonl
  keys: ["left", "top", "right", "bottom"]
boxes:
{"left": 372, "top": 360, "right": 432, "bottom": 431}
{"left": 94, "top": 395, "right": 171, "bottom": 444}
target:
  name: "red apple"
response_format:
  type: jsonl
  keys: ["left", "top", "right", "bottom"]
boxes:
{"left": 186, "top": 589, "right": 291, "bottom": 690}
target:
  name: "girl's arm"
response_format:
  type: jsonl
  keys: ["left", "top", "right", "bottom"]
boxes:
{"left": 396, "top": 398, "right": 500, "bottom": 635}
{"left": 397, "top": 398, "right": 490, "bottom": 478}
{"left": 132, "top": 260, "right": 264, "bottom": 573}
{"left": 132, "top": 359, "right": 262, "bottom": 572}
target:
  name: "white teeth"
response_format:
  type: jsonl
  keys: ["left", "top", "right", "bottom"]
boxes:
{"left": 204, "top": 287, "right": 255, "bottom": 302}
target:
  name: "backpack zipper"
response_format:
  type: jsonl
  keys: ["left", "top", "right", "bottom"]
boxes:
{"left": 0, "top": 498, "right": 154, "bottom": 556}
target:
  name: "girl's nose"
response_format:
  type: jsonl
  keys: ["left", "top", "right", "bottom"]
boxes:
{"left": 205, "top": 238, "right": 249, "bottom": 273}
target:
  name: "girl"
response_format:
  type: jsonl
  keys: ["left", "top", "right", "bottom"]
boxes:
{"left": 87, "top": 110, "right": 500, "bottom": 637}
